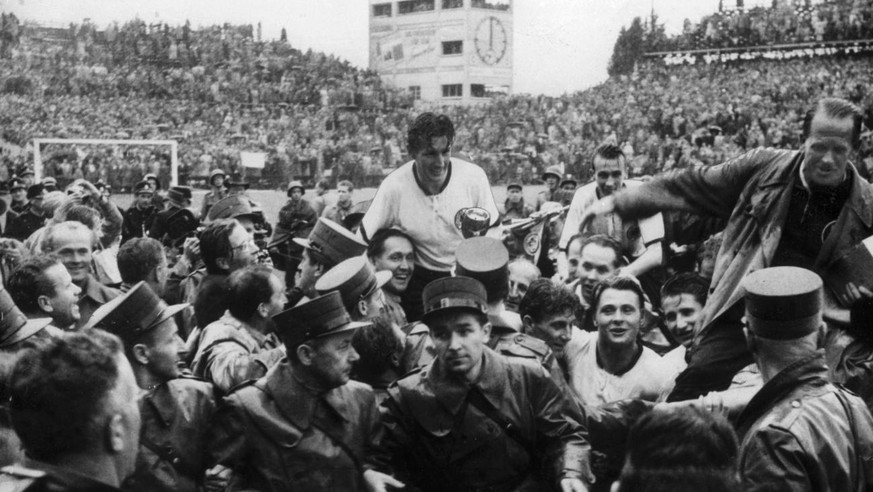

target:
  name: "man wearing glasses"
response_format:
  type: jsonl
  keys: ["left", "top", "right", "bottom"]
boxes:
{"left": 558, "top": 143, "right": 665, "bottom": 283}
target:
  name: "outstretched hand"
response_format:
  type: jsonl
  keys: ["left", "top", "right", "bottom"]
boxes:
{"left": 579, "top": 195, "right": 616, "bottom": 233}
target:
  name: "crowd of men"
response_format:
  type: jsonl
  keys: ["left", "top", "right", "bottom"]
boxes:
{"left": 1, "top": 102, "right": 873, "bottom": 492}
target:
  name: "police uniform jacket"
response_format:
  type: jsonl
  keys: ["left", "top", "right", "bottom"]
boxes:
{"left": 737, "top": 351, "right": 873, "bottom": 492}
{"left": 206, "top": 360, "right": 387, "bottom": 492}
{"left": 382, "top": 348, "right": 594, "bottom": 491}
{"left": 6, "top": 209, "right": 43, "bottom": 242}
{"left": 121, "top": 205, "right": 156, "bottom": 244}
{"left": 125, "top": 378, "right": 217, "bottom": 492}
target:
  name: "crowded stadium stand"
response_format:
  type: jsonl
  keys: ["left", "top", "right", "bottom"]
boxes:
{"left": 0, "top": 0, "right": 872, "bottom": 194}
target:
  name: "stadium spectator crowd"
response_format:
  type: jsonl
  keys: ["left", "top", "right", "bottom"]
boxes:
{"left": 648, "top": 0, "right": 873, "bottom": 53}
{"left": 2, "top": 7, "right": 873, "bottom": 195}
{"left": 3, "top": 3, "right": 873, "bottom": 489}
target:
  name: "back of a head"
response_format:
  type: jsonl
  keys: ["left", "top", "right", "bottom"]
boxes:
{"left": 351, "top": 317, "right": 402, "bottom": 383}
{"left": 63, "top": 204, "right": 102, "bottom": 231}
{"left": 9, "top": 329, "right": 125, "bottom": 462}
{"left": 227, "top": 265, "right": 275, "bottom": 321}
{"left": 117, "top": 237, "right": 165, "bottom": 285}
{"left": 616, "top": 407, "right": 740, "bottom": 492}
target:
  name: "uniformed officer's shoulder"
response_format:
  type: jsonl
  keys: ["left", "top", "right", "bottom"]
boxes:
{"left": 344, "top": 379, "right": 375, "bottom": 395}
{"left": 495, "top": 333, "right": 551, "bottom": 361}
{"left": 224, "top": 378, "right": 259, "bottom": 397}
{"left": 0, "top": 465, "right": 47, "bottom": 492}
{"left": 170, "top": 374, "right": 215, "bottom": 395}
{"left": 393, "top": 365, "right": 427, "bottom": 386}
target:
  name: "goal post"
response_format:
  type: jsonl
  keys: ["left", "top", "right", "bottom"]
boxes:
{"left": 32, "top": 138, "right": 180, "bottom": 187}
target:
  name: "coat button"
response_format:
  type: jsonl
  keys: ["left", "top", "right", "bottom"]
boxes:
{"left": 791, "top": 400, "right": 801, "bottom": 408}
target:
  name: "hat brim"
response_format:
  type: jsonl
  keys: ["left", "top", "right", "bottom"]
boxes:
{"left": 292, "top": 238, "right": 311, "bottom": 250}
{"left": 148, "top": 303, "right": 190, "bottom": 331}
{"left": 375, "top": 270, "right": 392, "bottom": 290}
{"left": 0, "top": 317, "right": 53, "bottom": 348}
{"left": 310, "top": 320, "right": 372, "bottom": 341}
{"left": 541, "top": 172, "right": 560, "bottom": 181}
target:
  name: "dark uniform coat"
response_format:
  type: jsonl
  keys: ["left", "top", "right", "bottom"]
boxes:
{"left": 121, "top": 205, "right": 156, "bottom": 244}
{"left": 125, "top": 378, "right": 217, "bottom": 492}
{"left": 207, "top": 360, "right": 387, "bottom": 492}
{"left": 382, "top": 348, "right": 594, "bottom": 491}
{"left": 5, "top": 209, "right": 43, "bottom": 242}
{"left": 737, "top": 351, "right": 873, "bottom": 492}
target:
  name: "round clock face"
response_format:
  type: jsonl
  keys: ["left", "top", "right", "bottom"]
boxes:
{"left": 474, "top": 16, "right": 507, "bottom": 65}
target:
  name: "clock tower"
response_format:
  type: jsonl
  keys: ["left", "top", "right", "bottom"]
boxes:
{"left": 369, "top": 0, "right": 513, "bottom": 105}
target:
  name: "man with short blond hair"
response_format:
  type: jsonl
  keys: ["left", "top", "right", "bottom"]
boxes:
{"left": 42, "top": 221, "right": 120, "bottom": 329}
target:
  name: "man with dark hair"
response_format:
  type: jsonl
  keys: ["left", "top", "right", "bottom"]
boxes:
{"left": 658, "top": 272, "right": 710, "bottom": 367}
{"left": 350, "top": 317, "right": 405, "bottom": 408}
{"left": 191, "top": 219, "right": 258, "bottom": 332}
{"left": 520, "top": 278, "right": 580, "bottom": 359}
{"left": 367, "top": 227, "right": 415, "bottom": 327}
{"left": 2, "top": 329, "right": 141, "bottom": 491}
{"left": 42, "top": 221, "right": 120, "bottom": 329}
{"left": 8, "top": 255, "right": 82, "bottom": 330}
{"left": 117, "top": 237, "right": 168, "bottom": 296}
{"left": 85, "top": 282, "right": 215, "bottom": 492}
{"left": 360, "top": 112, "right": 500, "bottom": 322}
{"left": 737, "top": 267, "right": 873, "bottom": 491}
{"left": 564, "top": 276, "right": 675, "bottom": 407}
{"left": 613, "top": 407, "right": 740, "bottom": 492}
{"left": 190, "top": 265, "right": 285, "bottom": 393}
{"left": 559, "top": 143, "right": 665, "bottom": 285}
{"left": 571, "top": 234, "right": 625, "bottom": 331}
{"left": 207, "top": 291, "right": 402, "bottom": 491}
{"left": 121, "top": 181, "right": 157, "bottom": 245}
{"left": 322, "top": 179, "right": 355, "bottom": 225}
{"left": 582, "top": 97, "right": 873, "bottom": 402}
{"left": 382, "top": 276, "right": 593, "bottom": 491}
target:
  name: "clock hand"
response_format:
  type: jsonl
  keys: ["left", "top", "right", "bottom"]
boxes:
{"left": 489, "top": 18, "right": 493, "bottom": 48}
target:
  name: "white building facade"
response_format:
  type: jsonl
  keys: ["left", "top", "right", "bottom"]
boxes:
{"left": 369, "top": 0, "right": 513, "bottom": 104}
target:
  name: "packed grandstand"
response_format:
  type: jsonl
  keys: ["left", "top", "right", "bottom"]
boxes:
{"left": 1, "top": 0, "right": 872, "bottom": 194}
